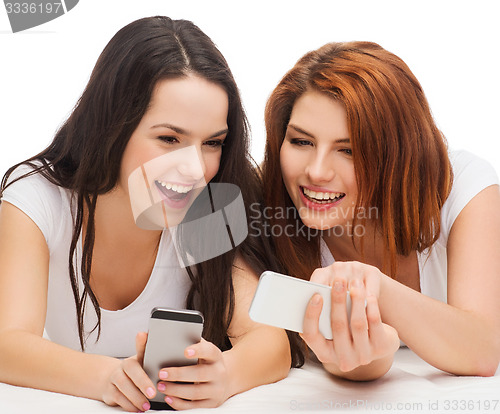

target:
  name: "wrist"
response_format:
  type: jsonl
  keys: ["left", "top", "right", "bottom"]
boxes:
{"left": 377, "top": 271, "right": 393, "bottom": 317}
{"left": 92, "top": 355, "right": 121, "bottom": 401}
{"left": 221, "top": 349, "right": 237, "bottom": 400}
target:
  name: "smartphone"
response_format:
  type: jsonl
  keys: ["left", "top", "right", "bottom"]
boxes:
{"left": 249, "top": 271, "right": 353, "bottom": 340}
{"left": 142, "top": 307, "right": 204, "bottom": 410}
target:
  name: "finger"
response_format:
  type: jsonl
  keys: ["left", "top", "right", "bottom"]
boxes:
{"left": 300, "top": 294, "right": 336, "bottom": 363}
{"left": 112, "top": 369, "right": 151, "bottom": 412}
{"left": 365, "top": 295, "right": 389, "bottom": 352}
{"left": 158, "top": 362, "right": 213, "bottom": 384}
{"left": 361, "top": 265, "right": 381, "bottom": 298}
{"left": 158, "top": 339, "right": 222, "bottom": 383}
{"left": 309, "top": 266, "right": 333, "bottom": 285}
{"left": 348, "top": 279, "right": 371, "bottom": 366}
{"left": 185, "top": 338, "right": 221, "bottom": 363}
{"left": 165, "top": 395, "right": 215, "bottom": 410}
{"left": 302, "top": 293, "right": 322, "bottom": 337}
{"left": 330, "top": 277, "right": 355, "bottom": 371}
{"left": 121, "top": 357, "right": 157, "bottom": 400}
{"left": 111, "top": 386, "right": 141, "bottom": 413}
{"left": 161, "top": 381, "right": 212, "bottom": 401}
{"left": 335, "top": 261, "right": 381, "bottom": 298}
{"left": 135, "top": 332, "right": 148, "bottom": 365}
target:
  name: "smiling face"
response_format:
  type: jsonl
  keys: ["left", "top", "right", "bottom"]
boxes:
{"left": 121, "top": 75, "right": 229, "bottom": 229}
{"left": 280, "top": 89, "right": 358, "bottom": 230}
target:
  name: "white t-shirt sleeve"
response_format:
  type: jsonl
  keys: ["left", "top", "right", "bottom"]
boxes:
{"left": 439, "top": 150, "right": 500, "bottom": 243}
{"left": 1, "top": 165, "right": 64, "bottom": 250}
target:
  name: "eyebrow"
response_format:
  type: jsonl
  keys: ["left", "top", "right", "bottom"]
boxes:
{"left": 287, "top": 124, "right": 350, "bottom": 144}
{"left": 151, "top": 123, "right": 229, "bottom": 139}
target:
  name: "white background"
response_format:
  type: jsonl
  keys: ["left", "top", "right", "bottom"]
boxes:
{"left": 1, "top": 0, "right": 499, "bottom": 175}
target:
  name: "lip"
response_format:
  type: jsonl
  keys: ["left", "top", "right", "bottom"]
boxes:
{"left": 155, "top": 178, "right": 200, "bottom": 189}
{"left": 154, "top": 180, "right": 194, "bottom": 210}
{"left": 298, "top": 185, "right": 345, "bottom": 211}
{"left": 302, "top": 185, "right": 343, "bottom": 193}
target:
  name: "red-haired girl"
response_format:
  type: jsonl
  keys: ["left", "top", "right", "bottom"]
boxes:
{"left": 262, "top": 41, "right": 500, "bottom": 380}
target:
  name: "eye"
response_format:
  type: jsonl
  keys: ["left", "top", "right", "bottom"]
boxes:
{"left": 158, "top": 136, "right": 179, "bottom": 144}
{"left": 289, "top": 138, "right": 313, "bottom": 147}
{"left": 340, "top": 148, "right": 353, "bottom": 156}
{"left": 203, "top": 139, "right": 225, "bottom": 149}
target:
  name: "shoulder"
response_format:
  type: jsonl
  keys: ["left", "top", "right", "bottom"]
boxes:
{"left": 1, "top": 163, "right": 71, "bottom": 247}
{"left": 439, "top": 150, "right": 499, "bottom": 242}
{"left": 3, "top": 163, "right": 63, "bottom": 197}
{"left": 449, "top": 150, "right": 499, "bottom": 184}
{"left": 231, "top": 255, "right": 259, "bottom": 285}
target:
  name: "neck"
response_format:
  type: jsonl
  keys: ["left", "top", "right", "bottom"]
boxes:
{"left": 323, "top": 221, "right": 385, "bottom": 268}
{"left": 84, "top": 186, "right": 163, "bottom": 250}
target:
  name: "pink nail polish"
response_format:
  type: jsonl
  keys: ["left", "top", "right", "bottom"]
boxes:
{"left": 159, "top": 370, "right": 168, "bottom": 380}
{"left": 186, "top": 349, "right": 195, "bottom": 357}
{"left": 146, "top": 387, "right": 155, "bottom": 398}
{"left": 142, "top": 402, "right": 150, "bottom": 411}
{"left": 157, "top": 382, "right": 166, "bottom": 392}
{"left": 165, "top": 396, "right": 173, "bottom": 404}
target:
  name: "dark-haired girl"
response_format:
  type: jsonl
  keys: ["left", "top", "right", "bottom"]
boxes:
{"left": 262, "top": 41, "right": 500, "bottom": 380}
{"left": 0, "top": 17, "right": 299, "bottom": 412}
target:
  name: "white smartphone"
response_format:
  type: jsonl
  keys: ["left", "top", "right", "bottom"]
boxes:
{"left": 249, "top": 271, "right": 352, "bottom": 340}
{"left": 142, "top": 307, "right": 204, "bottom": 410}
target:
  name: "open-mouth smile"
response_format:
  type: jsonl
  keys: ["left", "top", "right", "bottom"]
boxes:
{"left": 154, "top": 179, "right": 196, "bottom": 209}
{"left": 301, "top": 186, "right": 346, "bottom": 205}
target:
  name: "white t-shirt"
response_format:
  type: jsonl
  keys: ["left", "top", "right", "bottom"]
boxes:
{"left": 1, "top": 166, "right": 192, "bottom": 358}
{"left": 321, "top": 150, "right": 500, "bottom": 302}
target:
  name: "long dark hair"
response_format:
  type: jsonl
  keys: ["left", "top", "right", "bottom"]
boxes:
{"left": 263, "top": 41, "right": 452, "bottom": 279}
{"left": 0, "top": 16, "right": 303, "bottom": 366}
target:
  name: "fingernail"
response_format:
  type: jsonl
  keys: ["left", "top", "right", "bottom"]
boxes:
{"left": 165, "top": 396, "right": 173, "bottom": 404}
{"left": 142, "top": 402, "right": 150, "bottom": 411}
{"left": 146, "top": 387, "right": 155, "bottom": 398}
{"left": 311, "top": 294, "right": 321, "bottom": 305}
{"left": 186, "top": 348, "right": 195, "bottom": 357}
{"left": 157, "top": 383, "right": 166, "bottom": 392}
{"left": 333, "top": 281, "right": 344, "bottom": 292}
{"left": 159, "top": 370, "right": 168, "bottom": 380}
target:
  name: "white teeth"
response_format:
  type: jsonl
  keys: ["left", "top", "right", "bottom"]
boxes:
{"left": 303, "top": 187, "right": 344, "bottom": 202}
{"left": 156, "top": 180, "right": 193, "bottom": 194}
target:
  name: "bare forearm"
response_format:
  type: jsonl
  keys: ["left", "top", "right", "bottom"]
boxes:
{"left": 0, "top": 330, "right": 118, "bottom": 400}
{"left": 223, "top": 327, "right": 291, "bottom": 397}
{"left": 380, "top": 277, "right": 500, "bottom": 376}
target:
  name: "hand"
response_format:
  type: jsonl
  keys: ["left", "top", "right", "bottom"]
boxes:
{"left": 300, "top": 262, "right": 399, "bottom": 376}
{"left": 156, "top": 338, "right": 230, "bottom": 409}
{"left": 101, "top": 332, "right": 157, "bottom": 412}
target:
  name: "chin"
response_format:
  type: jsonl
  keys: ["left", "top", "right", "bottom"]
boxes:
{"left": 299, "top": 216, "right": 335, "bottom": 231}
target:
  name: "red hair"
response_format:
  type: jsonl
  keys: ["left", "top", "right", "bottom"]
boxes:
{"left": 262, "top": 41, "right": 453, "bottom": 279}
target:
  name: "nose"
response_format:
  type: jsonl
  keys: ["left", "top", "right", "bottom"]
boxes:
{"left": 305, "top": 150, "right": 335, "bottom": 183}
{"left": 176, "top": 145, "right": 206, "bottom": 182}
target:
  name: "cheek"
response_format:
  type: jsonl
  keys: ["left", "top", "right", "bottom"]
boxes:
{"left": 280, "top": 145, "right": 299, "bottom": 186}
{"left": 121, "top": 136, "right": 156, "bottom": 175}
{"left": 345, "top": 165, "right": 358, "bottom": 194}
{"left": 119, "top": 146, "right": 137, "bottom": 189}
{"left": 204, "top": 152, "right": 222, "bottom": 181}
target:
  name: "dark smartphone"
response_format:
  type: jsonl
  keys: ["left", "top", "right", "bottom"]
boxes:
{"left": 142, "top": 307, "right": 204, "bottom": 410}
